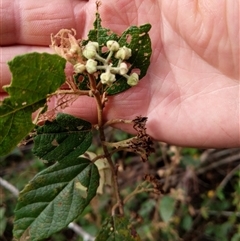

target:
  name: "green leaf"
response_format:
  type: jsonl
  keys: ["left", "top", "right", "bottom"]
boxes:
{"left": 106, "top": 23, "right": 152, "bottom": 95}
{"left": 0, "top": 207, "right": 7, "bottom": 236}
{"left": 95, "top": 215, "right": 141, "bottom": 241}
{"left": 84, "top": 12, "right": 118, "bottom": 50}
{"left": 181, "top": 214, "right": 193, "bottom": 231}
{"left": 33, "top": 113, "right": 92, "bottom": 163}
{"left": 0, "top": 53, "right": 66, "bottom": 156}
{"left": 13, "top": 157, "right": 99, "bottom": 241}
{"left": 232, "top": 233, "right": 240, "bottom": 241}
{"left": 159, "top": 196, "right": 176, "bottom": 223}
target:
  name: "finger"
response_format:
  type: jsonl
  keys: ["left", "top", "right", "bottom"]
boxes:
{"left": 50, "top": 95, "right": 98, "bottom": 124}
{"left": 160, "top": 0, "right": 239, "bottom": 79}
{"left": 0, "top": 0, "right": 94, "bottom": 46}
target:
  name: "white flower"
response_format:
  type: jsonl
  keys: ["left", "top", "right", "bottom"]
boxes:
{"left": 83, "top": 42, "right": 99, "bottom": 59}
{"left": 74, "top": 63, "right": 86, "bottom": 73}
{"left": 119, "top": 62, "right": 128, "bottom": 75}
{"left": 106, "top": 40, "right": 120, "bottom": 51}
{"left": 86, "top": 59, "right": 98, "bottom": 74}
{"left": 127, "top": 73, "right": 139, "bottom": 86}
{"left": 100, "top": 72, "right": 116, "bottom": 85}
{"left": 115, "top": 46, "right": 132, "bottom": 60}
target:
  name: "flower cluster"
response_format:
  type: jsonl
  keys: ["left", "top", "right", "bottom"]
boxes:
{"left": 50, "top": 29, "right": 139, "bottom": 87}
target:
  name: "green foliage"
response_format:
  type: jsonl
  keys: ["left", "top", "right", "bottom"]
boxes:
{"left": 159, "top": 196, "right": 176, "bottom": 223}
{"left": 0, "top": 207, "right": 7, "bottom": 236}
{"left": 95, "top": 215, "right": 141, "bottom": 241}
{"left": 0, "top": 53, "right": 66, "bottom": 155}
{"left": 13, "top": 157, "right": 99, "bottom": 240}
{"left": 181, "top": 214, "right": 193, "bottom": 231}
{"left": 33, "top": 113, "right": 93, "bottom": 163}
{"left": 85, "top": 12, "right": 119, "bottom": 48}
{"left": 1, "top": 144, "right": 240, "bottom": 241}
{"left": 205, "top": 222, "right": 233, "bottom": 241}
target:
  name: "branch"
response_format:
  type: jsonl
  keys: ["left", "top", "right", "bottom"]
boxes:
{"left": 89, "top": 73, "right": 124, "bottom": 216}
{"left": 0, "top": 177, "right": 19, "bottom": 197}
{"left": 0, "top": 177, "right": 95, "bottom": 240}
{"left": 196, "top": 152, "right": 240, "bottom": 175}
{"left": 218, "top": 163, "right": 240, "bottom": 189}
{"left": 68, "top": 222, "right": 95, "bottom": 241}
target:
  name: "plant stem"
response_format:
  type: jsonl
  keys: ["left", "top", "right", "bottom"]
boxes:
{"left": 48, "top": 89, "right": 90, "bottom": 97}
{"left": 104, "top": 118, "right": 133, "bottom": 127}
{"left": 123, "top": 182, "right": 156, "bottom": 205}
{"left": 88, "top": 74, "right": 124, "bottom": 216}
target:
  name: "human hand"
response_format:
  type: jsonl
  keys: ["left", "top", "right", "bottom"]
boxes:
{"left": 1, "top": 0, "right": 239, "bottom": 148}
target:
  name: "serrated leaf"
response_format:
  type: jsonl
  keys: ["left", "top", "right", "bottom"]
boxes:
{"left": 95, "top": 215, "right": 141, "bottom": 241}
{"left": 0, "top": 53, "right": 66, "bottom": 156}
{"left": 33, "top": 113, "right": 92, "bottom": 163}
{"left": 159, "top": 196, "right": 176, "bottom": 223}
{"left": 106, "top": 24, "right": 152, "bottom": 95}
{"left": 13, "top": 157, "right": 99, "bottom": 241}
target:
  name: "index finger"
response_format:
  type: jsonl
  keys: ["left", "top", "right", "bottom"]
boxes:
{"left": 0, "top": 0, "right": 94, "bottom": 91}
{"left": 1, "top": 0, "right": 93, "bottom": 46}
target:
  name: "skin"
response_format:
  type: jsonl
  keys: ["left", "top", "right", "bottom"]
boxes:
{"left": 0, "top": 0, "right": 239, "bottom": 148}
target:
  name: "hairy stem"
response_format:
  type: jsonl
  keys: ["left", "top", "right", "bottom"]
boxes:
{"left": 89, "top": 74, "right": 124, "bottom": 216}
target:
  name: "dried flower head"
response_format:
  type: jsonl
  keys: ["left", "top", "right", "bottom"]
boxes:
{"left": 50, "top": 29, "right": 82, "bottom": 65}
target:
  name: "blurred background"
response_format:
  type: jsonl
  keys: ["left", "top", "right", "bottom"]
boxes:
{"left": 1, "top": 128, "right": 240, "bottom": 241}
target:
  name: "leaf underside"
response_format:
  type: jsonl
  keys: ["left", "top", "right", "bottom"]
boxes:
{"left": 33, "top": 113, "right": 93, "bottom": 164}
{"left": 0, "top": 53, "right": 66, "bottom": 156}
{"left": 13, "top": 157, "right": 99, "bottom": 241}
{"left": 95, "top": 215, "right": 141, "bottom": 241}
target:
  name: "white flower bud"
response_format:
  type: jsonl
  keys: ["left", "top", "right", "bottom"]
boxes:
{"left": 74, "top": 63, "right": 86, "bottom": 73}
{"left": 119, "top": 62, "right": 128, "bottom": 75}
{"left": 88, "top": 41, "right": 99, "bottom": 50}
{"left": 127, "top": 73, "right": 139, "bottom": 86}
{"left": 107, "top": 40, "right": 120, "bottom": 51}
{"left": 83, "top": 42, "right": 99, "bottom": 59}
{"left": 100, "top": 72, "right": 116, "bottom": 85}
{"left": 86, "top": 59, "right": 98, "bottom": 74}
{"left": 83, "top": 47, "right": 97, "bottom": 59}
{"left": 115, "top": 46, "right": 132, "bottom": 60}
